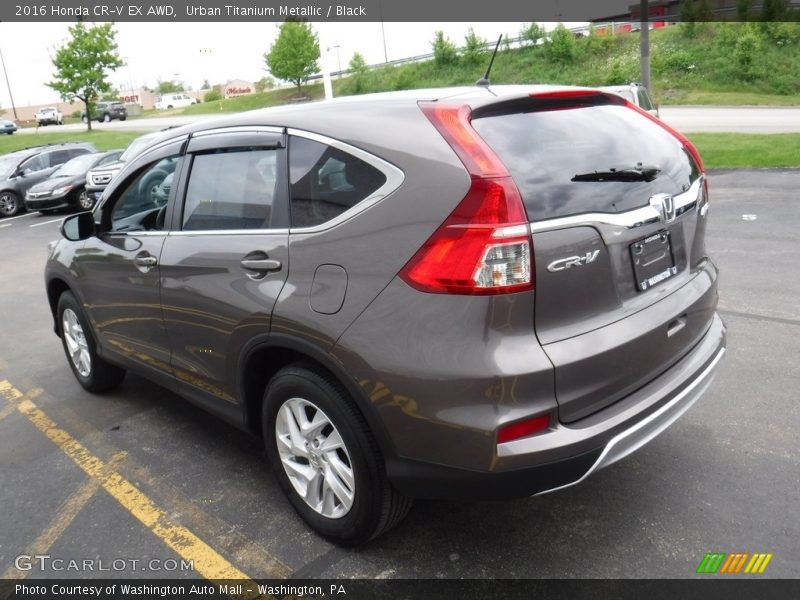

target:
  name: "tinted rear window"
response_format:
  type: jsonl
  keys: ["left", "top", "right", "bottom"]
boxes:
{"left": 472, "top": 103, "right": 699, "bottom": 221}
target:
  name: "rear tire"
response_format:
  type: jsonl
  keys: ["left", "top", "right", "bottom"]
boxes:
{"left": 262, "top": 365, "right": 411, "bottom": 545}
{"left": 57, "top": 291, "right": 126, "bottom": 393}
{"left": 103, "top": 113, "right": 111, "bottom": 123}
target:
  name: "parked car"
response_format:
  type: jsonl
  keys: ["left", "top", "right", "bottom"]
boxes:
{"left": 35, "top": 107, "right": 64, "bottom": 126}
{"left": 154, "top": 93, "right": 197, "bottom": 110}
{"left": 81, "top": 101, "right": 127, "bottom": 123}
{"left": 46, "top": 86, "right": 725, "bottom": 545}
{"left": 24, "top": 150, "right": 123, "bottom": 214}
{"left": 0, "top": 142, "right": 97, "bottom": 217}
{"left": 0, "top": 118, "right": 17, "bottom": 135}
{"left": 599, "top": 82, "right": 659, "bottom": 117}
{"left": 84, "top": 131, "right": 164, "bottom": 205}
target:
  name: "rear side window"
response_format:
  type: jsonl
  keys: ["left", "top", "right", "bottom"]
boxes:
{"left": 182, "top": 148, "right": 278, "bottom": 231}
{"left": 289, "top": 137, "right": 386, "bottom": 228}
{"left": 637, "top": 88, "right": 654, "bottom": 111}
{"left": 472, "top": 103, "right": 699, "bottom": 221}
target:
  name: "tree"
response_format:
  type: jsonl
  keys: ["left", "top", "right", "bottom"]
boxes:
{"left": 254, "top": 76, "right": 276, "bottom": 93}
{"left": 156, "top": 80, "right": 184, "bottom": 93}
{"left": 201, "top": 78, "right": 211, "bottom": 90}
{"left": 265, "top": 20, "right": 320, "bottom": 95}
{"left": 47, "top": 22, "right": 123, "bottom": 132}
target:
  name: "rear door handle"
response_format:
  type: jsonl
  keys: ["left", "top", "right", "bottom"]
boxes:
{"left": 240, "top": 258, "right": 282, "bottom": 272}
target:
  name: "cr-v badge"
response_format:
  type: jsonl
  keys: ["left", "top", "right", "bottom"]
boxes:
{"left": 547, "top": 250, "right": 600, "bottom": 272}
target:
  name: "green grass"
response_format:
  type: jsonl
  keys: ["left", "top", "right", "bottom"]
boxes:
{"left": 182, "top": 85, "right": 326, "bottom": 115}
{"left": 688, "top": 133, "right": 800, "bottom": 168}
{"left": 0, "top": 130, "right": 145, "bottom": 155}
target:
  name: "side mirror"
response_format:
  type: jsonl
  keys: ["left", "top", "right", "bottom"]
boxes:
{"left": 60, "top": 211, "right": 96, "bottom": 241}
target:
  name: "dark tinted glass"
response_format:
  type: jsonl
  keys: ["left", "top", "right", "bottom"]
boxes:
{"left": 289, "top": 137, "right": 386, "bottom": 228}
{"left": 472, "top": 104, "right": 699, "bottom": 221}
{"left": 183, "top": 148, "right": 278, "bottom": 231}
{"left": 637, "top": 88, "right": 654, "bottom": 111}
{"left": 111, "top": 156, "right": 178, "bottom": 230}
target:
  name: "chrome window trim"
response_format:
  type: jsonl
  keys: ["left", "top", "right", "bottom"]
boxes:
{"left": 189, "top": 125, "right": 284, "bottom": 137}
{"left": 530, "top": 176, "right": 703, "bottom": 234}
{"left": 286, "top": 127, "right": 405, "bottom": 234}
{"left": 168, "top": 228, "right": 289, "bottom": 237}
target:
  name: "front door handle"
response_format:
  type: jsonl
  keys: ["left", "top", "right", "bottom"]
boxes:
{"left": 134, "top": 254, "right": 158, "bottom": 268}
{"left": 240, "top": 258, "right": 282, "bottom": 272}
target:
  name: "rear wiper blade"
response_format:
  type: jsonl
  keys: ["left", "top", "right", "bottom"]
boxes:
{"left": 572, "top": 164, "right": 660, "bottom": 182}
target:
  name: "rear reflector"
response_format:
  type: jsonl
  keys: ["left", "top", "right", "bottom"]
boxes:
{"left": 400, "top": 103, "right": 533, "bottom": 295}
{"left": 497, "top": 414, "right": 551, "bottom": 444}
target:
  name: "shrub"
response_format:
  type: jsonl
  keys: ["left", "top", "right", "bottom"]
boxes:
{"left": 520, "top": 22, "right": 544, "bottom": 47}
{"left": 547, "top": 24, "right": 576, "bottom": 63}
{"left": 735, "top": 26, "right": 761, "bottom": 81}
{"left": 203, "top": 88, "right": 222, "bottom": 102}
{"left": 432, "top": 31, "right": 458, "bottom": 66}
{"left": 463, "top": 28, "right": 486, "bottom": 65}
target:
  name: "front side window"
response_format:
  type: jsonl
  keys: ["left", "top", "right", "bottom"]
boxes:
{"left": 20, "top": 153, "right": 49, "bottom": 175}
{"left": 289, "top": 137, "right": 386, "bottom": 228}
{"left": 182, "top": 147, "right": 278, "bottom": 231}
{"left": 110, "top": 156, "right": 178, "bottom": 231}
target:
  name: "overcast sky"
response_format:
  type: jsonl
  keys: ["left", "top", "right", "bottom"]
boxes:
{"left": 0, "top": 22, "right": 578, "bottom": 107}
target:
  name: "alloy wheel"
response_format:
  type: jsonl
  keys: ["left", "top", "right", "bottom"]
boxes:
{"left": 275, "top": 397, "right": 355, "bottom": 519}
{"left": 0, "top": 192, "right": 18, "bottom": 216}
{"left": 62, "top": 308, "right": 91, "bottom": 377}
{"left": 78, "top": 190, "right": 93, "bottom": 210}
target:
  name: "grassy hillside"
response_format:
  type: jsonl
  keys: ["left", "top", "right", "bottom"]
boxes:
{"left": 185, "top": 22, "right": 800, "bottom": 115}
{"left": 0, "top": 131, "right": 145, "bottom": 155}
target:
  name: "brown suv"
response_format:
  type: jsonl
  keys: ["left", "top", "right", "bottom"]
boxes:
{"left": 46, "top": 86, "right": 726, "bottom": 544}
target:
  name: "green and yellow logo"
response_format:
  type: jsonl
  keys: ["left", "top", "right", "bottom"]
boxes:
{"left": 696, "top": 552, "right": 773, "bottom": 574}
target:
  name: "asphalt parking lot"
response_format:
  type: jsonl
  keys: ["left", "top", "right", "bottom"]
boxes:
{"left": 0, "top": 169, "right": 797, "bottom": 581}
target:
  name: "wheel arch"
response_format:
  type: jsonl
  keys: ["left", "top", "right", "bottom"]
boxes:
{"left": 238, "top": 334, "right": 397, "bottom": 461}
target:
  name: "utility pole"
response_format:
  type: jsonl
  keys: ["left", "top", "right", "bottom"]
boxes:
{"left": 0, "top": 47, "right": 18, "bottom": 121}
{"left": 640, "top": 0, "right": 651, "bottom": 90}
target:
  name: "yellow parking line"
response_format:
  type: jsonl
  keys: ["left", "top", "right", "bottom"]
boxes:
{"left": 49, "top": 399, "right": 293, "bottom": 579}
{"left": 0, "top": 380, "right": 261, "bottom": 587}
{"left": 2, "top": 451, "right": 127, "bottom": 580}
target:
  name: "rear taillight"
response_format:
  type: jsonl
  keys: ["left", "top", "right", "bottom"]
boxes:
{"left": 399, "top": 103, "right": 533, "bottom": 295}
{"left": 622, "top": 99, "right": 705, "bottom": 173}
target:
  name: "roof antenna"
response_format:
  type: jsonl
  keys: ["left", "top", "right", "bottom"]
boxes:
{"left": 476, "top": 35, "right": 503, "bottom": 87}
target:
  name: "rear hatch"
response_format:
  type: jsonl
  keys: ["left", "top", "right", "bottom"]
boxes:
{"left": 472, "top": 92, "right": 715, "bottom": 422}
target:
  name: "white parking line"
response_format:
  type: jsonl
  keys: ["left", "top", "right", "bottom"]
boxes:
{"left": 0, "top": 223, "right": 12, "bottom": 229}
{"left": 29, "top": 217, "right": 63, "bottom": 228}
{"left": 1, "top": 213, "right": 36, "bottom": 222}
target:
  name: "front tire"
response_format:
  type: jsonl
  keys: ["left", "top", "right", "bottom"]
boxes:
{"left": 57, "top": 291, "right": 126, "bottom": 393}
{"left": 103, "top": 113, "right": 111, "bottom": 123}
{"left": 77, "top": 189, "right": 93, "bottom": 211}
{"left": 0, "top": 191, "right": 21, "bottom": 217}
{"left": 263, "top": 365, "right": 411, "bottom": 545}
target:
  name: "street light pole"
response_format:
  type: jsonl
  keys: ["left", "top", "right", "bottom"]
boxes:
{"left": 640, "top": 0, "right": 651, "bottom": 90}
{"left": 0, "top": 47, "right": 18, "bottom": 121}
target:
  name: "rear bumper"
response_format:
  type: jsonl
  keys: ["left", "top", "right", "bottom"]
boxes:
{"left": 387, "top": 313, "right": 726, "bottom": 499}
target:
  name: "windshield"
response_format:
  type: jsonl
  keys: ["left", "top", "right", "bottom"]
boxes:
{"left": 53, "top": 154, "right": 99, "bottom": 177}
{"left": 119, "top": 136, "right": 154, "bottom": 162}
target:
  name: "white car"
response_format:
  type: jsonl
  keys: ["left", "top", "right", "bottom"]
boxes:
{"left": 154, "top": 93, "right": 197, "bottom": 110}
{"left": 35, "top": 107, "right": 64, "bottom": 126}
{"left": 599, "top": 83, "right": 659, "bottom": 117}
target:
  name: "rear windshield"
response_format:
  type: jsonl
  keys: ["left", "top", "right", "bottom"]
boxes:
{"left": 472, "top": 103, "right": 699, "bottom": 221}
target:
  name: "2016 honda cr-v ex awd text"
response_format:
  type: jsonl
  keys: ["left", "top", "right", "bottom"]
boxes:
{"left": 45, "top": 86, "right": 726, "bottom": 544}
